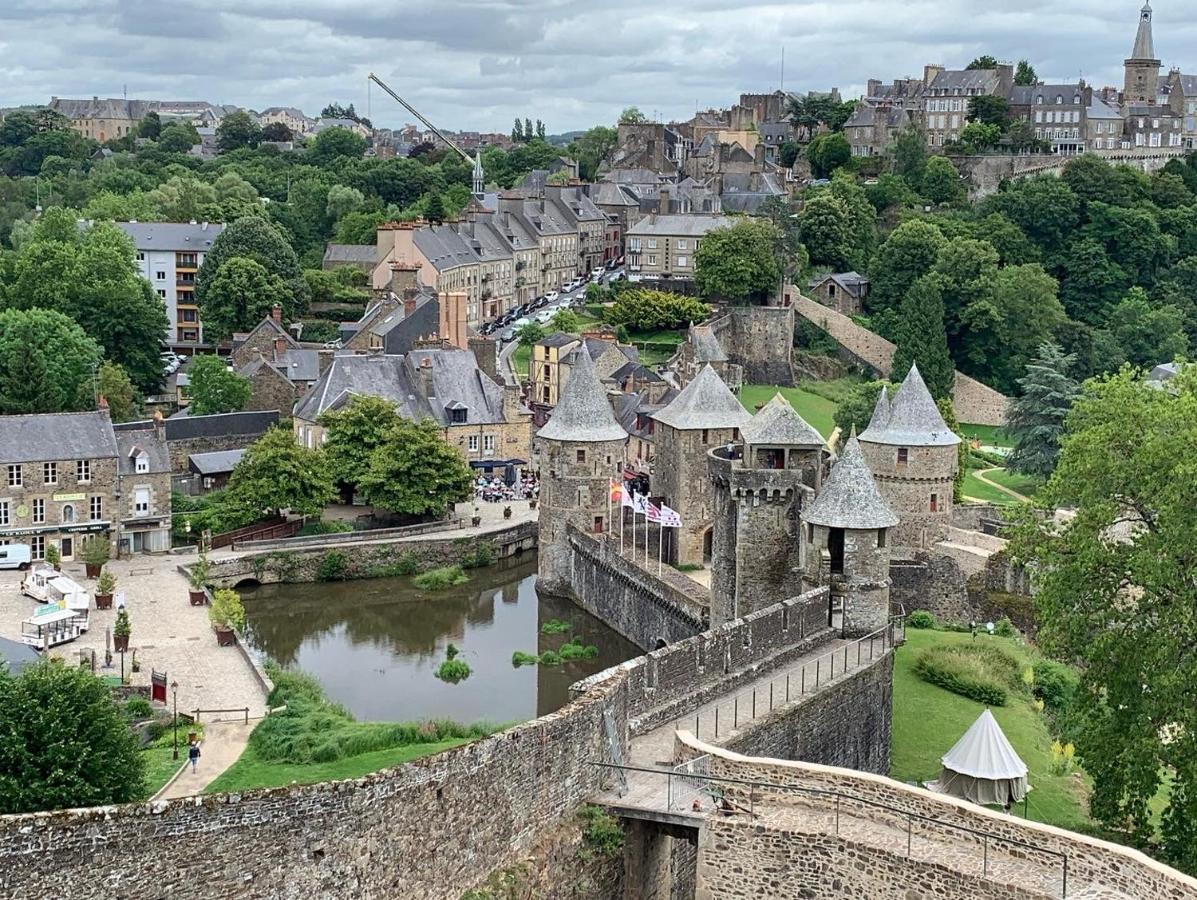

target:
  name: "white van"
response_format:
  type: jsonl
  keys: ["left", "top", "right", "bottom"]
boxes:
{"left": 0, "top": 543, "right": 32, "bottom": 571}
{"left": 21, "top": 565, "right": 90, "bottom": 632}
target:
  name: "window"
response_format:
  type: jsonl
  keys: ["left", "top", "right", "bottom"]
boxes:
{"left": 676, "top": 256, "right": 688, "bottom": 268}
{"left": 136, "top": 251, "right": 145, "bottom": 262}
{"left": 676, "top": 240, "right": 688, "bottom": 251}
{"left": 878, "top": 529, "right": 887, "bottom": 549}
{"left": 43, "top": 462, "right": 57, "bottom": 485}
{"left": 30, "top": 535, "right": 44, "bottom": 560}
{"left": 31, "top": 498, "right": 44, "bottom": 524}
{"left": 157, "top": 289, "right": 167, "bottom": 299}
{"left": 647, "top": 255, "right": 657, "bottom": 266}
{"left": 62, "top": 504, "right": 74, "bottom": 524}
{"left": 180, "top": 308, "right": 197, "bottom": 323}
{"left": 897, "top": 448, "right": 909, "bottom": 466}
{"left": 76, "top": 460, "right": 91, "bottom": 483}
{"left": 646, "top": 239, "right": 658, "bottom": 250}
{"left": 467, "top": 435, "right": 479, "bottom": 453}
{"left": 483, "top": 434, "right": 495, "bottom": 453}
{"left": 135, "top": 453, "right": 149, "bottom": 474}
{"left": 156, "top": 271, "right": 166, "bottom": 281}
{"left": 134, "top": 488, "right": 150, "bottom": 516}
{"left": 448, "top": 407, "right": 468, "bottom": 424}
{"left": 930, "top": 493, "right": 939, "bottom": 513}
{"left": 576, "top": 449, "right": 586, "bottom": 463}
{"left": 0, "top": 500, "right": 8, "bottom": 526}
{"left": 7, "top": 465, "right": 20, "bottom": 487}
{"left": 90, "top": 496, "right": 103, "bottom": 521}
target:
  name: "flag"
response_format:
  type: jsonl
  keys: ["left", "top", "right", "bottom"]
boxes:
{"left": 658, "top": 504, "right": 682, "bottom": 528}
{"left": 621, "top": 483, "right": 635, "bottom": 509}
{"left": 632, "top": 492, "right": 649, "bottom": 515}
{"left": 645, "top": 500, "right": 662, "bottom": 523}
{"left": 609, "top": 480, "right": 624, "bottom": 503}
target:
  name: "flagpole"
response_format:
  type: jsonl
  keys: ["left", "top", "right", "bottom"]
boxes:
{"left": 631, "top": 495, "right": 636, "bottom": 561}
{"left": 658, "top": 522, "right": 663, "bottom": 577}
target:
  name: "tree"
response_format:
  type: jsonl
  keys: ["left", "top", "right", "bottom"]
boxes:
{"left": 778, "top": 141, "right": 800, "bottom": 169}
{"left": 568, "top": 126, "right": 618, "bottom": 181}
{"left": 1014, "top": 60, "right": 1038, "bottom": 85}
{"left": 1057, "top": 238, "right": 1129, "bottom": 325}
{"left": 693, "top": 218, "right": 782, "bottom": 303}
{"left": 146, "top": 175, "right": 220, "bottom": 222}
{"left": 195, "top": 216, "right": 308, "bottom": 324}
{"left": 1004, "top": 343, "right": 1078, "bottom": 480}
{"left": 325, "top": 185, "right": 365, "bottom": 221}
{"left": 227, "top": 426, "right": 335, "bottom": 518}
{"left": 805, "top": 133, "right": 851, "bottom": 179}
{"left": 799, "top": 192, "right": 852, "bottom": 271}
{"left": 867, "top": 220, "right": 947, "bottom": 316}
{"left": 199, "top": 257, "right": 289, "bottom": 340}
{"left": 986, "top": 175, "right": 1079, "bottom": 255}
{"left": 922, "top": 156, "right": 964, "bottom": 204}
{"left": 423, "top": 191, "right": 447, "bottom": 226}
{"left": 0, "top": 663, "right": 144, "bottom": 813}
{"left": 606, "top": 289, "right": 710, "bottom": 331}
{"left": 516, "top": 322, "right": 546, "bottom": 346}
{"left": 865, "top": 173, "right": 919, "bottom": 212}
{"left": 833, "top": 380, "right": 895, "bottom": 436}
{"left": 186, "top": 354, "right": 250, "bottom": 416}
{"left": 524, "top": 119, "right": 534, "bottom": 144}
{"left": 157, "top": 123, "right": 198, "bottom": 153}
{"left": 959, "top": 122, "right": 1001, "bottom": 153}
{"left": 619, "top": 107, "right": 647, "bottom": 125}
{"left": 965, "top": 55, "right": 999, "bottom": 70}
{"left": 966, "top": 95, "right": 1011, "bottom": 130}
{"left": 358, "top": 419, "right": 474, "bottom": 517}
{"left": 0, "top": 308, "right": 103, "bottom": 415}
{"left": 215, "top": 110, "right": 261, "bottom": 152}
{"left": 892, "top": 276, "right": 954, "bottom": 401}
{"left": 551, "top": 308, "right": 581, "bottom": 333}
{"left": 1006, "top": 117, "right": 1043, "bottom": 153}
{"left": 891, "top": 123, "right": 929, "bottom": 188}
{"left": 319, "top": 395, "right": 403, "bottom": 496}
{"left": 828, "top": 173, "right": 877, "bottom": 270}
{"left": 260, "top": 121, "right": 293, "bottom": 143}
{"left": 1009, "top": 367, "right": 1197, "bottom": 869}
{"left": 307, "top": 127, "right": 367, "bottom": 165}
{"left": 536, "top": 120, "right": 546, "bottom": 140}
{"left": 96, "top": 362, "right": 141, "bottom": 423}
{"left": 1105, "top": 287, "right": 1187, "bottom": 369}
{"left": 512, "top": 118, "right": 525, "bottom": 142}
{"left": 137, "top": 111, "right": 162, "bottom": 139}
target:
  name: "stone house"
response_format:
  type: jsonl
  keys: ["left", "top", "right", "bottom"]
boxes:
{"left": 1162, "top": 70, "right": 1197, "bottom": 149}
{"left": 1009, "top": 83, "right": 1093, "bottom": 156}
{"left": 544, "top": 185, "right": 607, "bottom": 274}
{"left": 321, "top": 243, "right": 377, "bottom": 274}
{"left": 529, "top": 332, "right": 638, "bottom": 425}
{"left": 498, "top": 193, "right": 579, "bottom": 295}
{"left": 921, "top": 64, "right": 1014, "bottom": 148}
{"left": 50, "top": 96, "right": 149, "bottom": 142}
{"left": 808, "top": 272, "right": 870, "bottom": 316}
{"left": 341, "top": 264, "right": 465, "bottom": 354}
{"left": 843, "top": 104, "right": 911, "bottom": 158}
{"left": 231, "top": 308, "right": 328, "bottom": 413}
{"left": 151, "top": 410, "right": 279, "bottom": 473}
{"left": 626, "top": 213, "right": 735, "bottom": 285}
{"left": 0, "top": 410, "right": 171, "bottom": 561}
{"left": 185, "top": 449, "right": 244, "bottom": 494}
{"left": 258, "top": 106, "right": 313, "bottom": 135}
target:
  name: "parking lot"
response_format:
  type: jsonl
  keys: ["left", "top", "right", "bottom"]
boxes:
{"left": 483, "top": 264, "right": 625, "bottom": 345}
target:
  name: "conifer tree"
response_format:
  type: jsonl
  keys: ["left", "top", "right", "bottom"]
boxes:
{"left": 892, "top": 276, "right": 955, "bottom": 402}
{"left": 1005, "top": 343, "right": 1079, "bottom": 480}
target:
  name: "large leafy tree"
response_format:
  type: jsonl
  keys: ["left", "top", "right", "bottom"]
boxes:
{"left": 1104, "top": 287, "right": 1187, "bottom": 369}
{"left": 799, "top": 193, "right": 852, "bottom": 271}
{"left": 693, "top": 218, "right": 781, "bottom": 303}
{"left": 1010, "top": 368, "right": 1197, "bottom": 870}
{"left": 307, "top": 127, "right": 368, "bottom": 166}
{"left": 186, "top": 354, "right": 251, "bottom": 416}
{"left": 319, "top": 395, "right": 403, "bottom": 497}
{"left": 215, "top": 110, "right": 261, "bottom": 152}
{"left": 867, "top": 220, "right": 947, "bottom": 317}
{"left": 0, "top": 663, "right": 144, "bottom": 813}
{"left": 922, "top": 156, "right": 965, "bottom": 205}
{"left": 985, "top": 175, "right": 1079, "bottom": 255}
{"left": 358, "top": 419, "right": 474, "bottom": 517}
{"left": 1004, "top": 343, "right": 1078, "bottom": 480}
{"left": 833, "top": 380, "right": 895, "bottom": 436}
{"left": 0, "top": 308, "right": 103, "bottom": 414}
{"left": 96, "top": 362, "right": 141, "bottom": 424}
{"left": 195, "top": 216, "right": 309, "bottom": 323}
{"left": 227, "top": 426, "right": 335, "bottom": 518}
{"left": 1014, "top": 60, "right": 1038, "bottom": 85}
{"left": 606, "top": 290, "right": 709, "bottom": 331}
{"left": 966, "top": 95, "right": 1011, "bottom": 130}
{"left": 891, "top": 124, "right": 928, "bottom": 189}
{"left": 199, "top": 257, "right": 289, "bottom": 339}
{"left": 892, "top": 276, "right": 954, "bottom": 401}
{"left": 805, "top": 133, "right": 851, "bottom": 179}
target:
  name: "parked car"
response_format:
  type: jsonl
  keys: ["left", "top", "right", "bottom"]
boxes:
{"left": 591, "top": 269, "right": 605, "bottom": 280}
{"left": 0, "top": 543, "right": 31, "bottom": 570}
{"left": 501, "top": 327, "right": 516, "bottom": 342}
{"left": 545, "top": 291, "right": 559, "bottom": 303}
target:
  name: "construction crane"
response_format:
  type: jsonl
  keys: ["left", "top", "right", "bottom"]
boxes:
{"left": 368, "top": 72, "right": 484, "bottom": 196}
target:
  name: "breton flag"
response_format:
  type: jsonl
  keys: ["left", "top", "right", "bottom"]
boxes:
{"left": 621, "top": 482, "right": 635, "bottom": 509}
{"left": 632, "top": 492, "right": 649, "bottom": 515}
{"left": 658, "top": 504, "right": 683, "bottom": 528}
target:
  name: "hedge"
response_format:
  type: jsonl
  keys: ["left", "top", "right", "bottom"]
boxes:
{"left": 913, "top": 643, "right": 1024, "bottom": 707}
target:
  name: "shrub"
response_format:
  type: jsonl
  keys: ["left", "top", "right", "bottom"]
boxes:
{"left": 435, "top": 659, "right": 471, "bottom": 683}
{"left": 80, "top": 535, "right": 111, "bottom": 567}
{"left": 558, "top": 639, "right": 599, "bottom": 662}
{"left": 540, "top": 619, "right": 570, "bottom": 635}
{"left": 539, "top": 650, "right": 562, "bottom": 667}
{"left": 297, "top": 520, "right": 353, "bottom": 537}
{"left": 45, "top": 544, "right": 61, "bottom": 567}
{"left": 908, "top": 610, "right": 937, "bottom": 629}
{"left": 124, "top": 697, "right": 153, "bottom": 720}
{"left": 578, "top": 805, "right": 624, "bottom": 859}
{"left": 1033, "top": 660, "right": 1080, "bottom": 713}
{"left": 317, "top": 551, "right": 349, "bottom": 582}
{"left": 460, "top": 543, "right": 494, "bottom": 569}
{"left": 113, "top": 609, "right": 131, "bottom": 640}
{"left": 445, "top": 644, "right": 460, "bottom": 661}
{"left": 209, "top": 589, "right": 246, "bottom": 631}
{"left": 188, "top": 553, "right": 210, "bottom": 591}
{"left": 97, "top": 569, "right": 116, "bottom": 595}
{"left": 912, "top": 643, "right": 1024, "bottom": 706}
{"left": 994, "top": 616, "right": 1018, "bottom": 638}
{"left": 414, "top": 566, "right": 469, "bottom": 591}
{"left": 370, "top": 552, "right": 421, "bottom": 578}
{"left": 512, "top": 651, "right": 539, "bottom": 668}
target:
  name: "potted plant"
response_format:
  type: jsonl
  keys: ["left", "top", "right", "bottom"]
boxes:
{"left": 208, "top": 588, "right": 245, "bottom": 647}
{"left": 188, "top": 554, "right": 210, "bottom": 606}
{"left": 503, "top": 505, "right": 513, "bottom": 520}
{"left": 113, "top": 608, "right": 131, "bottom": 653}
{"left": 471, "top": 505, "right": 482, "bottom": 528}
{"left": 80, "top": 535, "right": 111, "bottom": 579}
{"left": 45, "top": 543, "right": 61, "bottom": 572}
{"left": 95, "top": 568, "right": 116, "bottom": 610}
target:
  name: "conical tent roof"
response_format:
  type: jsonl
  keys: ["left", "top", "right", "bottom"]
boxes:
{"left": 861, "top": 364, "right": 960, "bottom": 448}
{"left": 536, "top": 349, "right": 628, "bottom": 443}
{"left": 741, "top": 394, "right": 824, "bottom": 448}
{"left": 652, "top": 365, "right": 751, "bottom": 431}
{"left": 941, "top": 709, "right": 1027, "bottom": 781}
{"left": 801, "top": 432, "right": 899, "bottom": 530}
{"left": 857, "top": 385, "right": 891, "bottom": 443}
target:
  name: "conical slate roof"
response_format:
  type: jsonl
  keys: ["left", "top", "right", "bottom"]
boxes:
{"left": 857, "top": 385, "right": 891, "bottom": 443}
{"left": 536, "top": 349, "right": 628, "bottom": 443}
{"left": 1131, "top": 1, "right": 1156, "bottom": 60}
{"left": 741, "top": 394, "right": 824, "bottom": 448}
{"left": 801, "top": 432, "right": 899, "bottom": 530}
{"left": 941, "top": 709, "right": 1027, "bottom": 781}
{"left": 652, "top": 365, "right": 751, "bottom": 431}
{"left": 860, "top": 364, "right": 960, "bottom": 448}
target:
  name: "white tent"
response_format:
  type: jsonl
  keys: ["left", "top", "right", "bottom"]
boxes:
{"left": 930, "top": 709, "right": 1029, "bottom": 806}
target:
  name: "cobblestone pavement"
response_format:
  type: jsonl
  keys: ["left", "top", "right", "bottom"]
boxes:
{"left": 0, "top": 557, "right": 268, "bottom": 719}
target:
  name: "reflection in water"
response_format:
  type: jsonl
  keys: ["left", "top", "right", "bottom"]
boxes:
{"left": 239, "top": 556, "right": 639, "bottom": 724}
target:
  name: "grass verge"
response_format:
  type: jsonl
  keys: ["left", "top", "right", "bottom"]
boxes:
{"left": 139, "top": 722, "right": 205, "bottom": 799}
{"left": 740, "top": 384, "right": 839, "bottom": 439}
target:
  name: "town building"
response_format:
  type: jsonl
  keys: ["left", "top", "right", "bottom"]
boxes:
{"left": 808, "top": 272, "right": 870, "bottom": 316}
{"left": 672, "top": 324, "right": 743, "bottom": 393}
{"left": 117, "top": 221, "right": 225, "bottom": 344}
{"left": 529, "top": 331, "right": 640, "bottom": 423}
{"left": 1162, "top": 69, "right": 1197, "bottom": 148}
{"left": 49, "top": 97, "right": 149, "bottom": 142}
{"left": 185, "top": 449, "right": 244, "bottom": 494}
{"left": 544, "top": 185, "right": 607, "bottom": 274}
{"left": 258, "top": 106, "right": 313, "bottom": 135}
{"left": 843, "top": 104, "right": 911, "bottom": 158}
{"left": 0, "top": 410, "right": 171, "bottom": 561}
{"left": 321, "top": 243, "right": 377, "bottom": 275}
{"left": 1124, "top": 2, "right": 1162, "bottom": 104}
{"left": 921, "top": 64, "right": 1014, "bottom": 148}
{"left": 626, "top": 213, "right": 734, "bottom": 285}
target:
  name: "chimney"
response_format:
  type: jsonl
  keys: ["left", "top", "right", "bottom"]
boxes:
{"left": 274, "top": 336, "right": 288, "bottom": 356}
{"left": 271, "top": 304, "right": 282, "bottom": 324}
{"left": 439, "top": 291, "right": 468, "bottom": 350}
{"left": 923, "top": 64, "right": 944, "bottom": 87}
{"left": 468, "top": 335, "right": 498, "bottom": 381}
{"left": 318, "top": 349, "right": 334, "bottom": 377}
{"left": 404, "top": 292, "right": 418, "bottom": 318}
{"left": 390, "top": 261, "right": 421, "bottom": 297}
{"left": 152, "top": 408, "right": 165, "bottom": 442}
{"left": 658, "top": 187, "right": 670, "bottom": 214}
{"left": 418, "top": 355, "right": 434, "bottom": 398}
{"left": 754, "top": 141, "right": 766, "bottom": 168}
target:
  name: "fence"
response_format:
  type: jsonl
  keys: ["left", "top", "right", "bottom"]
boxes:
{"left": 233, "top": 517, "right": 461, "bottom": 552}
{"left": 192, "top": 706, "right": 251, "bottom": 724}
{"left": 210, "top": 517, "right": 298, "bottom": 550}
{"left": 594, "top": 761, "right": 1070, "bottom": 898}
{"left": 672, "top": 619, "right": 903, "bottom": 744}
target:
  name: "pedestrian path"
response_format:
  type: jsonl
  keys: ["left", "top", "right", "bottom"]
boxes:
{"left": 154, "top": 720, "right": 254, "bottom": 800}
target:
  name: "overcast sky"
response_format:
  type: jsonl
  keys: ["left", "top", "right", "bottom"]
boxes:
{"left": 3, "top": 1, "right": 1196, "bottom": 134}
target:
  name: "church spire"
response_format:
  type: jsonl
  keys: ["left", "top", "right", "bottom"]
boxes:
{"left": 1131, "top": 1, "right": 1156, "bottom": 61}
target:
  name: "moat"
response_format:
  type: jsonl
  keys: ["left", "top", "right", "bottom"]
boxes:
{"left": 238, "top": 556, "right": 640, "bottom": 724}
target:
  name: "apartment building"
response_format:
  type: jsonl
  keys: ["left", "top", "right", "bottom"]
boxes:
{"left": 921, "top": 64, "right": 1014, "bottom": 148}
{"left": 543, "top": 185, "right": 607, "bottom": 274}
{"left": 258, "top": 106, "right": 313, "bottom": 135}
{"left": 117, "top": 221, "right": 225, "bottom": 344}
{"left": 498, "top": 194, "right": 579, "bottom": 293}
{"left": 626, "top": 213, "right": 734, "bottom": 284}
{"left": 0, "top": 411, "right": 172, "bottom": 560}
{"left": 49, "top": 97, "right": 148, "bottom": 142}
{"left": 1010, "top": 83, "right": 1091, "bottom": 156}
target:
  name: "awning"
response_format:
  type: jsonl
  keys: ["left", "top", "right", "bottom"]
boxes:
{"left": 469, "top": 459, "right": 527, "bottom": 469}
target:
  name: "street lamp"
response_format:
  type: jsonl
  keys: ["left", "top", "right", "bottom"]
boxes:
{"left": 171, "top": 680, "right": 179, "bottom": 760}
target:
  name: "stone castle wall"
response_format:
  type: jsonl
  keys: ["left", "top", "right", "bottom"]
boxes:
{"left": 791, "top": 293, "right": 1009, "bottom": 426}
{"left": 653, "top": 424, "right": 738, "bottom": 567}
{"left": 709, "top": 304, "right": 796, "bottom": 386}
{"left": 860, "top": 441, "right": 958, "bottom": 549}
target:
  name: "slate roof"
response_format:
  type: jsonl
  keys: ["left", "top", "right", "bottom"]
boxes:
{"left": 115, "top": 427, "right": 171, "bottom": 475}
{"left": 810, "top": 271, "right": 870, "bottom": 298}
{"left": 927, "top": 70, "right": 1002, "bottom": 93}
{"left": 610, "top": 361, "right": 664, "bottom": 385}
{"left": 0, "top": 636, "right": 41, "bottom": 675}
{"left": 322, "top": 244, "right": 377, "bottom": 265}
{"left": 801, "top": 433, "right": 898, "bottom": 530}
{"left": 413, "top": 225, "right": 479, "bottom": 273}
{"left": 858, "top": 386, "right": 892, "bottom": 443}
{"left": 188, "top": 449, "right": 245, "bottom": 475}
{"left": 588, "top": 182, "right": 640, "bottom": 207}
{"left": 1131, "top": 1, "right": 1156, "bottom": 60}
{"left": 156, "top": 410, "right": 280, "bottom": 440}
{"left": 538, "top": 331, "right": 580, "bottom": 350}
{"left": 689, "top": 324, "right": 727, "bottom": 363}
{"left": 0, "top": 411, "right": 118, "bottom": 464}
{"left": 741, "top": 394, "right": 824, "bottom": 448}
{"left": 861, "top": 365, "right": 960, "bottom": 448}
{"left": 276, "top": 349, "right": 323, "bottom": 383}
{"left": 115, "top": 221, "right": 225, "bottom": 251}
{"left": 627, "top": 214, "right": 735, "bottom": 238}
{"left": 536, "top": 350, "right": 628, "bottom": 443}
{"left": 652, "top": 365, "right": 750, "bottom": 431}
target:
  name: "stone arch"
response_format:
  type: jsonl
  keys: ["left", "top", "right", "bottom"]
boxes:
{"left": 233, "top": 577, "right": 262, "bottom": 590}
{"left": 654, "top": 638, "right": 667, "bottom": 651}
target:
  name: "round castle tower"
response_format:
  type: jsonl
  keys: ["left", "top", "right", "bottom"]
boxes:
{"left": 534, "top": 350, "right": 628, "bottom": 597}
{"left": 709, "top": 394, "right": 829, "bottom": 626}
{"left": 801, "top": 431, "right": 899, "bottom": 638}
{"left": 858, "top": 364, "right": 961, "bottom": 549}
{"left": 651, "top": 365, "right": 751, "bottom": 567}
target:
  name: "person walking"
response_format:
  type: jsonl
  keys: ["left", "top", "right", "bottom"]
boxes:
{"left": 188, "top": 739, "right": 201, "bottom": 775}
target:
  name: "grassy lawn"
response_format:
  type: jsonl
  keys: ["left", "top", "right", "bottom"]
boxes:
{"left": 741, "top": 384, "right": 839, "bottom": 439}
{"left": 961, "top": 424, "right": 1014, "bottom": 448}
{"left": 139, "top": 722, "right": 204, "bottom": 799}
{"left": 892, "top": 629, "right": 1092, "bottom": 833}
{"left": 962, "top": 466, "right": 1037, "bottom": 505}
{"left": 203, "top": 737, "right": 475, "bottom": 794}
{"left": 985, "top": 467, "right": 1039, "bottom": 500}
{"left": 511, "top": 345, "right": 531, "bottom": 379}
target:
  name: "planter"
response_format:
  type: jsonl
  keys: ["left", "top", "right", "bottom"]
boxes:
{"left": 503, "top": 507, "right": 513, "bottom": 520}
{"left": 471, "top": 516, "right": 482, "bottom": 527}
{"left": 189, "top": 590, "right": 207, "bottom": 607}
{"left": 529, "top": 499, "right": 538, "bottom": 510}
{"left": 113, "top": 634, "right": 129, "bottom": 653}
{"left": 85, "top": 563, "right": 102, "bottom": 578}
{"left": 214, "top": 626, "right": 236, "bottom": 647}
{"left": 95, "top": 592, "right": 113, "bottom": 610}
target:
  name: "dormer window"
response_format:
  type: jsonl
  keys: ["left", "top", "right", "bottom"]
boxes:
{"left": 131, "top": 448, "right": 150, "bottom": 473}
{"left": 446, "top": 403, "right": 468, "bottom": 425}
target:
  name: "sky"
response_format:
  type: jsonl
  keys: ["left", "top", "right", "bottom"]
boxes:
{"left": 2, "top": 1, "right": 1197, "bottom": 134}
